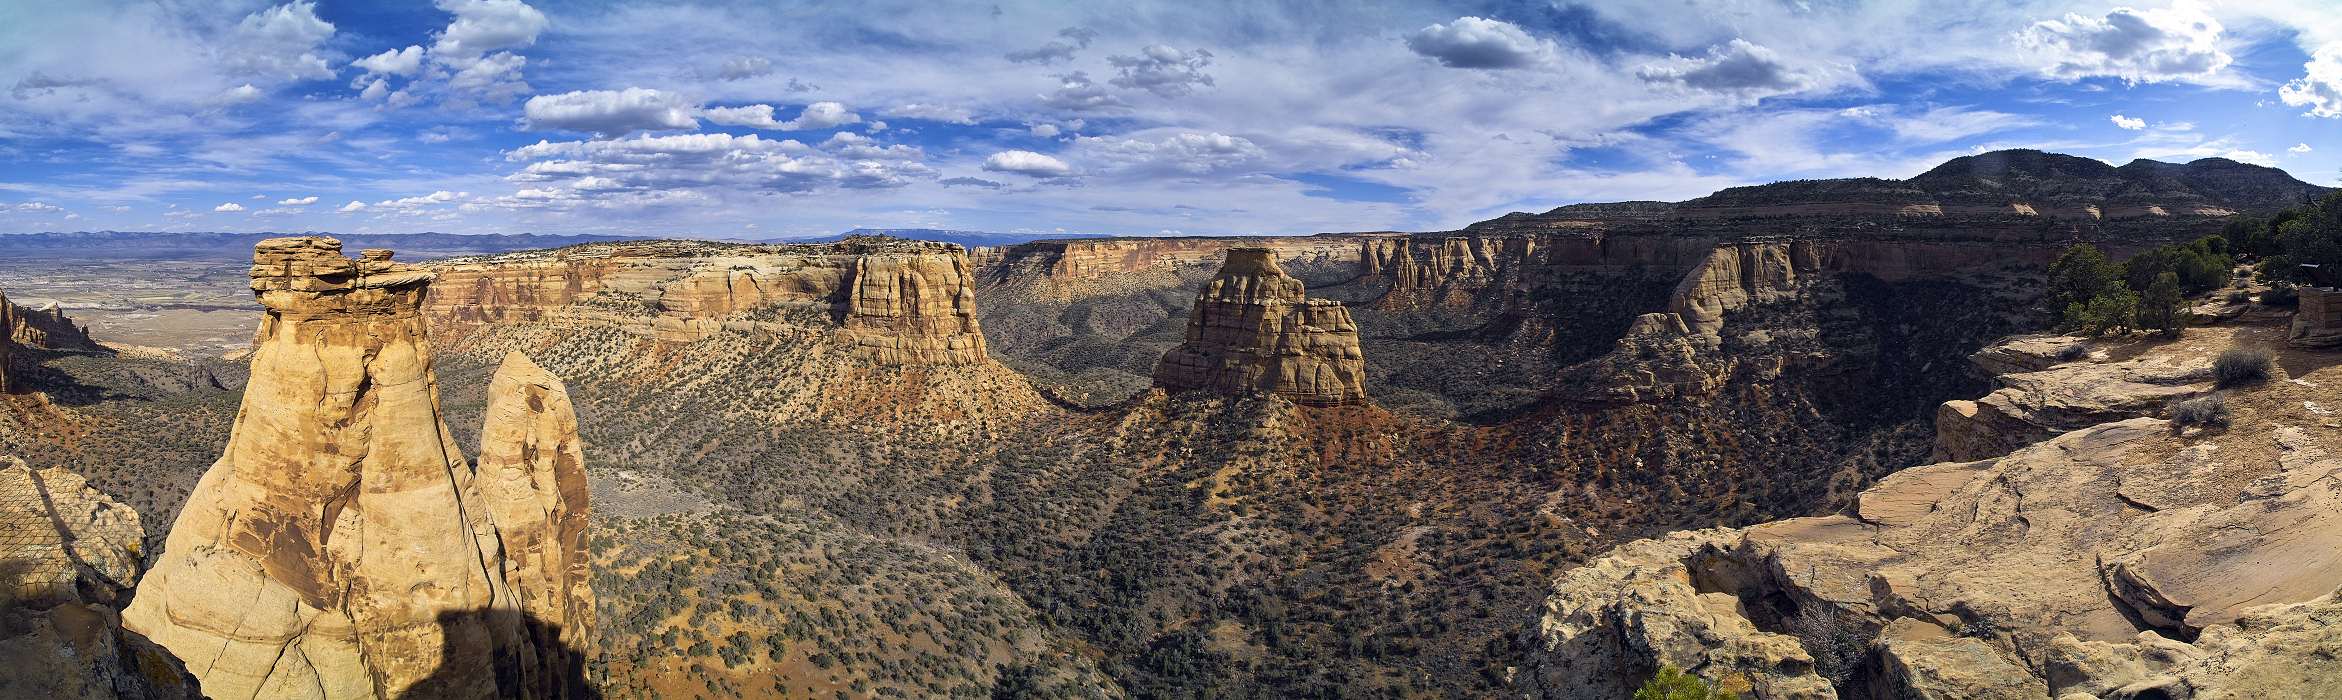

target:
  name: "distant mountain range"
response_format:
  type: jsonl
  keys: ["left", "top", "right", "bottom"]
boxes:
{"left": 0, "top": 231, "right": 647, "bottom": 261}
{"left": 1479, "top": 149, "right": 2330, "bottom": 239}
{"left": 781, "top": 228, "right": 1113, "bottom": 248}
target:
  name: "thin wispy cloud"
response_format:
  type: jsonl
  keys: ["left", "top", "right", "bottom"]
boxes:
{"left": 0, "top": 0, "right": 2335, "bottom": 238}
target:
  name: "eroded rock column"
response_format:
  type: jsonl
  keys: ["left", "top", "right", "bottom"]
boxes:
{"left": 123, "top": 237, "right": 593, "bottom": 699}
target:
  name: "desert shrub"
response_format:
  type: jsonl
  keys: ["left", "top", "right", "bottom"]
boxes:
{"left": 2262, "top": 283, "right": 2300, "bottom": 307}
{"left": 2227, "top": 290, "right": 2252, "bottom": 303}
{"left": 1635, "top": 666, "right": 1727, "bottom": 700}
{"left": 1788, "top": 604, "right": 1870, "bottom": 689}
{"left": 2213, "top": 347, "right": 2273, "bottom": 387}
{"left": 2050, "top": 245, "right": 2123, "bottom": 327}
{"left": 2138, "top": 272, "right": 2187, "bottom": 337}
{"left": 2124, "top": 237, "right": 2233, "bottom": 295}
{"left": 2065, "top": 290, "right": 2140, "bottom": 336}
{"left": 2055, "top": 343, "right": 2091, "bottom": 361}
{"left": 2169, "top": 394, "right": 2230, "bottom": 429}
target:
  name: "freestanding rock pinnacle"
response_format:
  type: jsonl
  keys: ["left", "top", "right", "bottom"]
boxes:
{"left": 122, "top": 237, "right": 594, "bottom": 699}
{"left": 1154, "top": 248, "right": 1369, "bottom": 405}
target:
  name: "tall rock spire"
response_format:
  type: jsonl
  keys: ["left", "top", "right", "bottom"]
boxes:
{"left": 122, "top": 237, "right": 594, "bottom": 699}
{"left": 1153, "top": 248, "right": 1368, "bottom": 405}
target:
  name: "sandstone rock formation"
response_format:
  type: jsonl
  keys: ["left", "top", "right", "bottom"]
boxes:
{"left": 1933, "top": 337, "right": 2211, "bottom": 462}
{"left": 122, "top": 237, "right": 593, "bottom": 699}
{"left": 2289, "top": 286, "right": 2342, "bottom": 348}
{"left": 1528, "top": 331, "right": 2342, "bottom": 699}
{"left": 9, "top": 298, "right": 98, "bottom": 351}
{"left": 427, "top": 236, "right": 988, "bottom": 365}
{"left": 473, "top": 351, "right": 596, "bottom": 681}
{"left": 1154, "top": 248, "right": 1367, "bottom": 405}
{"left": 0, "top": 290, "right": 11, "bottom": 394}
{"left": 0, "top": 456, "right": 198, "bottom": 699}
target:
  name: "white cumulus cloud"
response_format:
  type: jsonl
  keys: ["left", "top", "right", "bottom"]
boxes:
{"left": 337, "top": 200, "right": 367, "bottom": 212}
{"left": 353, "top": 45, "right": 425, "bottom": 76}
{"left": 702, "top": 101, "right": 862, "bottom": 131}
{"left": 2021, "top": 3, "right": 2231, "bottom": 85}
{"left": 2110, "top": 114, "right": 2146, "bottom": 130}
{"left": 2281, "top": 46, "right": 2342, "bottom": 118}
{"left": 982, "top": 150, "right": 1073, "bottom": 178}
{"left": 214, "top": 202, "right": 246, "bottom": 212}
{"left": 1405, "top": 17, "right": 1545, "bottom": 69}
{"left": 280, "top": 195, "right": 319, "bottom": 206}
{"left": 2291, "top": 143, "right": 2314, "bottom": 153}
{"left": 524, "top": 88, "right": 699, "bottom": 134}
{"left": 1638, "top": 39, "right": 1815, "bottom": 94}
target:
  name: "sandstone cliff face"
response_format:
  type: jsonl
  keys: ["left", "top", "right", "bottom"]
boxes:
{"left": 9, "top": 298, "right": 98, "bottom": 351}
{"left": 0, "top": 456, "right": 198, "bottom": 699}
{"left": 428, "top": 236, "right": 987, "bottom": 365}
{"left": 1527, "top": 330, "right": 2342, "bottom": 699}
{"left": 473, "top": 351, "right": 596, "bottom": 698}
{"left": 0, "top": 290, "right": 12, "bottom": 394}
{"left": 1154, "top": 248, "right": 1367, "bottom": 405}
{"left": 122, "top": 237, "right": 593, "bottom": 699}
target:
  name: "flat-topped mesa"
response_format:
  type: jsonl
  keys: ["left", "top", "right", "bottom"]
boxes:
{"left": 1153, "top": 248, "right": 1368, "bottom": 406}
{"left": 837, "top": 243, "right": 989, "bottom": 365}
{"left": 124, "top": 237, "right": 593, "bottom": 699}
{"left": 424, "top": 236, "right": 988, "bottom": 365}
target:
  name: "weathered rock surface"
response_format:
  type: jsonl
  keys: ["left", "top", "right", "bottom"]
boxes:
{"left": 0, "top": 456, "right": 198, "bottom": 699}
{"left": 8, "top": 298, "right": 98, "bottom": 351}
{"left": 2290, "top": 286, "right": 2342, "bottom": 348}
{"left": 0, "top": 290, "right": 12, "bottom": 394}
{"left": 1154, "top": 248, "right": 1367, "bottom": 405}
{"left": 1528, "top": 331, "right": 2342, "bottom": 699}
{"left": 122, "top": 237, "right": 593, "bottom": 699}
{"left": 428, "top": 235, "right": 988, "bottom": 364}
{"left": 1933, "top": 337, "right": 2211, "bottom": 462}
{"left": 474, "top": 350, "right": 595, "bottom": 691}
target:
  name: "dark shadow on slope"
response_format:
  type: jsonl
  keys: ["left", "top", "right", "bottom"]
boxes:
{"left": 399, "top": 609, "right": 600, "bottom": 700}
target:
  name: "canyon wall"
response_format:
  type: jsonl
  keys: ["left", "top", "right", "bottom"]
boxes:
{"left": 1153, "top": 248, "right": 1368, "bottom": 405}
{"left": 427, "top": 236, "right": 988, "bottom": 365}
{"left": 1525, "top": 330, "right": 2342, "bottom": 699}
{"left": 0, "top": 290, "right": 10, "bottom": 393}
{"left": 122, "top": 238, "right": 594, "bottom": 699}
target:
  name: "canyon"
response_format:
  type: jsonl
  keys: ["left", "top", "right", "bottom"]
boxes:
{"left": 0, "top": 150, "right": 2332, "bottom": 697}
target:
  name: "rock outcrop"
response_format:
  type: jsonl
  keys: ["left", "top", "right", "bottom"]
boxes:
{"left": 473, "top": 351, "right": 595, "bottom": 686}
{"left": 0, "top": 457, "right": 198, "bottom": 699}
{"left": 0, "top": 290, "right": 11, "bottom": 394}
{"left": 122, "top": 237, "right": 593, "bottom": 699}
{"left": 1154, "top": 248, "right": 1367, "bottom": 405}
{"left": 2289, "top": 286, "right": 2342, "bottom": 349}
{"left": 1527, "top": 330, "right": 2342, "bottom": 699}
{"left": 8, "top": 299, "right": 98, "bottom": 351}
{"left": 1933, "top": 337, "right": 2212, "bottom": 461}
{"left": 427, "top": 236, "right": 988, "bottom": 365}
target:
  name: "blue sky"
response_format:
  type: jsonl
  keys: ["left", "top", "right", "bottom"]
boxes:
{"left": 1, "top": 0, "right": 2338, "bottom": 238}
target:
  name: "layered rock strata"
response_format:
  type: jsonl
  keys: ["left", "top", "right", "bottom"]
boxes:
{"left": 1933, "top": 337, "right": 2212, "bottom": 462}
{"left": 2290, "top": 287, "right": 2342, "bottom": 349}
{"left": 1154, "top": 248, "right": 1368, "bottom": 405}
{"left": 0, "top": 290, "right": 11, "bottom": 393}
{"left": 428, "top": 236, "right": 987, "bottom": 365}
{"left": 0, "top": 457, "right": 198, "bottom": 699}
{"left": 1527, "top": 332, "right": 2342, "bottom": 699}
{"left": 122, "top": 237, "right": 594, "bottom": 699}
